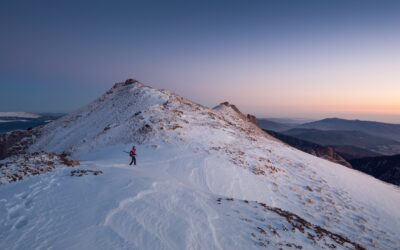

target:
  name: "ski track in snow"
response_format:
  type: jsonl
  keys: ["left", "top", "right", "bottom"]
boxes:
{"left": 1, "top": 143, "right": 400, "bottom": 249}
{"left": 103, "top": 152, "right": 226, "bottom": 250}
{"left": 1, "top": 172, "right": 59, "bottom": 249}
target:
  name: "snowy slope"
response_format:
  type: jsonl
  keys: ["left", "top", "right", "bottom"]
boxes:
{"left": 1, "top": 80, "right": 400, "bottom": 250}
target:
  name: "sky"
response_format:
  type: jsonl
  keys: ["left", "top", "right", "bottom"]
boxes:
{"left": 1, "top": 0, "right": 400, "bottom": 123}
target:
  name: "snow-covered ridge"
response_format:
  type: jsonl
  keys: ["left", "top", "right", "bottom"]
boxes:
{"left": 0, "top": 112, "right": 40, "bottom": 119}
{"left": 30, "top": 80, "right": 274, "bottom": 158}
{"left": 1, "top": 79, "right": 399, "bottom": 249}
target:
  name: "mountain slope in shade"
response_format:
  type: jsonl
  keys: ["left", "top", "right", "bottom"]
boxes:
{"left": 350, "top": 154, "right": 400, "bottom": 186}
{"left": 331, "top": 145, "right": 382, "bottom": 161}
{"left": 299, "top": 118, "right": 400, "bottom": 142}
{"left": 264, "top": 118, "right": 314, "bottom": 125}
{"left": 283, "top": 128, "right": 400, "bottom": 155}
{"left": 265, "top": 129, "right": 352, "bottom": 168}
{"left": 1, "top": 80, "right": 399, "bottom": 250}
{"left": 257, "top": 119, "right": 297, "bottom": 132}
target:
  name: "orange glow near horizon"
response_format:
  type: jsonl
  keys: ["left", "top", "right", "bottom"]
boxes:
{"left": 176, "top": 46, "right": 400, "bottom": 122}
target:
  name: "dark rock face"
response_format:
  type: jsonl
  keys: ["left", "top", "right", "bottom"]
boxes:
{"left": 0, "top": 130, "right": 39, "bottom": 160}
{"left": 110, "top": 79, "right": 142, "bottom": 91}
{"left": 124, "top": 78, "right": 139, "bottom": 85}
{"left": 70, "top": 169, "right": 102, "bottom": 177}
{"left": 350, "top": 155, "right": 400, "bottom": 186}
{"left": 220, "top": 101, "right": 242, "bottom": 114}
{"left": 246, "top": 114, "right": 257, "bottom": 125}
{"left": 0, "top": 152, "right": 79, "bottom": 185}
{"left": 265, "top": 130, "right": 352, "bottom": 168}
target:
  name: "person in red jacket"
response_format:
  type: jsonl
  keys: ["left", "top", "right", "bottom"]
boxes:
{"left": 129, "top": 146, "right": 137, "bottom": 166}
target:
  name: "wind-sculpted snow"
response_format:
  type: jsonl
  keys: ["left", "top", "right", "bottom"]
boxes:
{"left": 1, "top": 80, "right": 399, "bottom": 249}
{"left": 215, "top": 197, "right": 366, "bottom": 250}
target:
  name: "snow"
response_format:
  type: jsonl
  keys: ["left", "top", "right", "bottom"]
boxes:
{"left": 0, "top": 112, "right": 40, "bottom": 119}
{"left": 1, "top": 81, "right": 400, "bottom": 249}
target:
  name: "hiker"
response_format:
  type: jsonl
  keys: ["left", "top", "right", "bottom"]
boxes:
{"left": 129, "top": 146, "right": 137, "bottom": 166}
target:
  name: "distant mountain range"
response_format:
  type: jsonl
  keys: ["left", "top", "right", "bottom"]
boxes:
{"left": 284, "top": 128, "right": 400, "bottom": 156}
{"left": 264, "top": 128, "right": 400, "bottom": 186}
{"left": 258, "top": 117, "right": 400, "bottom": 186}
{"left": 258, "top": 117, "right": 400, "bottom": 157}
{"left": 0, "top": 112, "right": 64, "bottom": 134}
{"left": 264, "top": 130, "right": 352, "bottom": 168}
{"left": 260, "top": 118, "right": 315, "bottom": 125}
{"left": 299, "top": 118, "right": 400, "bottom": 142}
{"left": 257, "top": 119, "right": 297, "bottom": 132}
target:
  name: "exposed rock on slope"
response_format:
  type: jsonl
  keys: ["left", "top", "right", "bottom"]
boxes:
{"left": 216, "top": 197, "right": 366, "bottom": 250}
{"left": 0, "top": 130, "right": 39, "bottom": 160}
{"left": 0, "top": 152, "right": 79, "bottom": 184}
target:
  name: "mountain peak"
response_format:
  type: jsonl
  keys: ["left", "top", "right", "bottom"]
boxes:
{"left": 213, "top": 101, "right": 257, "bottom": 125}
{"left": 214, "top": 101, "right": 242, "bottom": 114}
{"left": 107, "top": 78, "right": 148, "bottom": 93}
{"left": 29, "top": 80, "right": 269, "bottom": 157}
